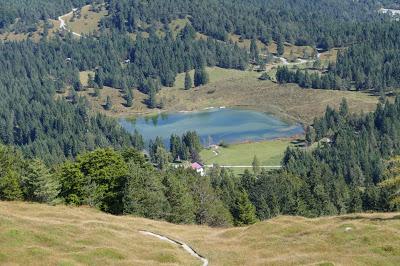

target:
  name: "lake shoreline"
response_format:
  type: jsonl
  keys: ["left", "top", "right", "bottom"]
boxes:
{"left": 119, "top": 108, "right": 305, "bottom": 147}
{"left": 120, "top": 105, "right": 306, "bottom": 130}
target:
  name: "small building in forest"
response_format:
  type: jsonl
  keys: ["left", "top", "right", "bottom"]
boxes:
{"left": 191, "top": 162, "right": 205, "bottom": 176}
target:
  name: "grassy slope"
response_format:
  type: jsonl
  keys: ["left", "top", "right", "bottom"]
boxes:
{"left": 76, "top": 67, "right": 380, "bottom": 123}
{"left": 200, "top": 140, "right": 291, "bottom": 166}
{"left": 159, "top": 67, "right": 379, "bottom": 124}
{"left": 63, "top": 5, "right": 108, "bottom": 35}
{"left": 1, "top": 202, "right": 400, "bottom": 265}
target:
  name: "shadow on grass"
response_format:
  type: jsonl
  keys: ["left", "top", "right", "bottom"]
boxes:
{"left": 338, "top": 214, "right": 400, "bottom": 222}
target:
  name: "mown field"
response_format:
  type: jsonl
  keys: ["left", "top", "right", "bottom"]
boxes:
{"left": 1, "top": 202, "right": 400, "bottom": 265}
{"left": 200, "top": 139, "right": 292, "bottom": 167}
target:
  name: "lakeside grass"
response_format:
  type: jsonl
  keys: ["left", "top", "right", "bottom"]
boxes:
{"left": 200, "top": 139, "right": 292, "bottom": 167}
{"left": 1, "top": 201, "right": 400, "bottom": 265}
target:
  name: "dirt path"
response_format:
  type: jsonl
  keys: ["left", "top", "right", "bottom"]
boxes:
{"left": 205, "top": 165, "right": 281, "bottom": 168}
{"left": 58, "top": 8, "right": 83, "bottom": 37}
{"left": 139, "top": 230, "right": 208, "bottom": 266}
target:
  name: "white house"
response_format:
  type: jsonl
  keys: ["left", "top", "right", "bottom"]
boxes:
{"left": 191, "top": 162, "right": 205, "bottom": 176}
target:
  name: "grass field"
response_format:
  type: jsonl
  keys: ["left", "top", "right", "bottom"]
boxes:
{"left": 1, "top": 201, "right": 400, "bottom": 265}
{"left": 75, "top": 67, "right": 381, "bottom": 122}
{"left": 63, "top": 5, "right": 108, "bottom": 35}
{"left": 158, "top": 67, "right": 380, "bottom": 124}
{"left": 0, "top": 19, "right": 60, "bottom": 42}
{"left": 200, "top": 139, "right": 292, "bottom": 167}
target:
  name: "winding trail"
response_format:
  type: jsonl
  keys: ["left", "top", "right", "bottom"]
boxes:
{"left": 58, "top": 8, "right": 83, "bottom": 37}
{"left": 139, "top": 230, "right": 208, "bottom": 266}
{"left": 205, "top": 165, "right": 281, "bottom": 168}
{"left": 272, "top": 55, "right": 317, "bottom": 66}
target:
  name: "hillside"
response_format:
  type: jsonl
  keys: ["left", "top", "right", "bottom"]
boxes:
{"left": 1, "top": 202, "right": 399, "bottom": 265}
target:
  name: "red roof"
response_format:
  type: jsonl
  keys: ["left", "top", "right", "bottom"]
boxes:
{"left": 191, "top": 162, "right": 203, "bottom": 170}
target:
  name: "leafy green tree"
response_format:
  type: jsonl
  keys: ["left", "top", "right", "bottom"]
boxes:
{"left": 184, "top": 71, "right": 192, "bottom": 90}
{"left": 0, "top": 171, "right": 23, "bottom": 200}
{"left": 0, "top": 145, "right": 24, "bottom": 201}
{"left": 58, "top": 161, "right": 85, "bottom": 205}
{"left": 77, "top": 148, "right": 128, "bottom": 213}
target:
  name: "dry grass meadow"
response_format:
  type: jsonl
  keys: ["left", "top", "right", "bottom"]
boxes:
{"left": 76, "top": 67, "right": 380, "bottom": 123}
{"left": 1, "top": 201, "right": 399, "bottom": 265}
{"left": 62, "top": 5, "right": 108, "bottom": 36}
{"left": 158, "top": 68, "right": 380, "bottom": 124}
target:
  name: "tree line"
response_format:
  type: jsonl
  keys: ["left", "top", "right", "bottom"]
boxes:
{"left": 0, "top": 145, "right": 257, "bottom": 227}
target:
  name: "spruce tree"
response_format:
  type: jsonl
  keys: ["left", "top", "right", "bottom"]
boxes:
{"left": 163, "top": 174, "right": 195, "bottom": 223}
{"left": 147, "top": 87, "right": 157, "bottom": 108}
{"left": 23, "top": 159, "right": 59, "bottom": 203}
{"left": 277, "top": 36, "right": 284, "bottom": 56}
{"left": 252, "top": 155, "right": 260, "bottom": 175}
{"left": 200, "top": 66, "right": 209, "bottom": 85}
{"left": 105, "top": 96, "right": 112, "bottom": 110}
{"left": 250, "top": 37, "right": 259, "bottom": 62}
{"left": 184, "top": 71, "right": 192, "bottom": 90}
{"left": 305, "top": 126, "right": 314, "bottom": 146}
{"left": 125, "top": 91, "right": 133, "bottom": 107}
{"left": 233, "top": 191, "right": 257, "bottom": 226}
{"left": 194, "top": 68, "right": 202, "bottom": 87}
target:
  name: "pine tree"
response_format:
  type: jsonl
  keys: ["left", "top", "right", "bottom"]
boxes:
{"left": 23, "top": 159, "right": 59, "bottom": 203}
{"left": 93, "top": 87, "right": 100, "bottom": 97}
{"left": 123, "top": 163, "right": 169, "bottom": 219}
{"left": 147, "top": 87, "right": 157, "bottom": 108}
{"left": 105, "top": 96, "right": 112, "bottom": 110}
{"left": 277, "top": 36, "right": 285, "bottom": 56}
{"left": 184, "top": 71, "right": 192, "bottom": 90}
{"left": 69, "top": 89, "right": 78, "bottom": 104}
{"left": 339, "top": 98, "right": 349, "bottom": 117}
{"left": 233, "top": 191, "right": 257, "bottom": 226}
{"left": 163, "top": 174, "right": 195, "bottom": 223}
{"left": 200, "top": 66, "right": 209, "bottom": 85}
{"left": 125, "top": 90, "right": 133, "bottom": 107}
{"left": 252, "top": 155, "right": 260, "bottom": 175}
{"left": 194, "top": 68, "right": 202, "bottom": 87}
{"left": 379, "top": 156, "right": 400, "bottom": 205}
{"left": 94, "top": 69, "right": 104, "bottom": 89}
{"left": 87, "top": 73, "right": 95, "bottom": 88}
{"left": 305, "top": 126, "right": 314, "bottom": 146}
{"left": 250, "top": 37, "right": 259, "bottom": 62}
